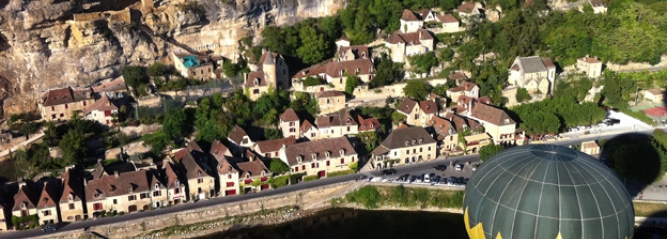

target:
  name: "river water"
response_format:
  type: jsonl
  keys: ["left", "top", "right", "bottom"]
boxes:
{"left": 198, "top": 208, "right": 468, "bottom": 239}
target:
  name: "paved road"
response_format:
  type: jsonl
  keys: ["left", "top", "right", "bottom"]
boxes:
{"left": 1, "top": 130, "right": 653, "bottom": 238}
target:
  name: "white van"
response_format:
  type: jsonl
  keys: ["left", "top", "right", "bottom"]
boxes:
{"left": 424, "top": 174, "right": 431, "bottom": 183}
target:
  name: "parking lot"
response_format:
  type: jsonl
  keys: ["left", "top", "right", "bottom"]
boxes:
{"left": 368, "top": 160, "right": 479, "bottom": 189}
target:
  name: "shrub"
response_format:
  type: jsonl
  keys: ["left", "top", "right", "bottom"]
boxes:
{"left": 345, "top": 186, "right": 380, "bottom": 209}
{"left": 268, "top": 175, "right": 290, "bottom": 188}
{"left": 303, "top": 175, "right": 319, "bottom": 182}
{"left": 327, "top": 170, "right": 355, "bottom": 177}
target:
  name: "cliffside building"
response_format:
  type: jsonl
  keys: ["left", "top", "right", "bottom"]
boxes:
{"left": 39, "top": 87, "right": 95, "bottom": 121}
{"left": 171, "top": 52, "right": 215, "bottom": 81}
{"left": 508, "top": 56, "right": 557, "bottom": 97}
{"left": 385, "top": 28, "right": 434, "bottom": 63}
{"left": 244, "top": 50, "right": 290, "bottom": 100}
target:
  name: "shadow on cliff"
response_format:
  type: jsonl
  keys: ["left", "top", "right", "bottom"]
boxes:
{"left": 600, "top": 133, "right": 663, "bottom": 198}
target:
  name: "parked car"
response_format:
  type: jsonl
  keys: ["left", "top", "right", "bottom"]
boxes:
{"left": 447, "top": 177, "right": 455, "bottom": 185}
{"left": 42, "top": 225, "right": 57, "bottom": 232}
{"left": 434, "top": 165, "right": 447, "bottom": 171}
{"left": 455, "top": 164, "right": 463, "bottom": 171}
{"left": 424, "top": 174, "right": 431, "bottom": 183}
{"left": 382, "top": 169, "right": 397, "bottom": 175}
{"left": 439, "top": 178, "right": 447, "bottom": 184}
{"left": 472, "top": 165, "right": 478, "bottom": 171}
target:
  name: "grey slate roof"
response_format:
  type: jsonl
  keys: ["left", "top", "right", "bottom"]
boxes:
{"left": 518, "top": 56, "right": 548, "bottom": 73}
{"left": 372, "top": 127, "right": 436, "bottom": 155}
{"left": 463, "top": 145, "right": 634, "bottom": 239}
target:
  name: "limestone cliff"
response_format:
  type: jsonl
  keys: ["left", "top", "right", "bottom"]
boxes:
{"left": 0, "top": 0, "right": 343, "bottom": 116}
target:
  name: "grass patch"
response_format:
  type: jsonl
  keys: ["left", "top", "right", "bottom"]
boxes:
{"left": 344, "top": 185, "right": 464, "bottom": 209}
{"left": 634, "top": 201, "right": 667, "bottom": 217}
{"left": 328, "top": 170, "right": 356, "bottom": 177}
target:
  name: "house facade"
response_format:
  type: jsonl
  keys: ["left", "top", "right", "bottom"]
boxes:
{"left": 244, "top": 50, "right": 289, "bottom": 100}
{"left": 39, "top": 87, "right": 95, "bottom": 121}
{"left": 171, "top": 52, "right": 214, "bottom": 81}
{"left": 162, "top": 162, "right": 187, "bottom": 205}
{"left": 279, "top": 109, "right": 301, "bottom": 138}
{"left": 208, "top": 140, "right": 239, "bottom": 197}
{"left": 644, "top": 89, "right": 664, "bottom": 104}
{"left": 385, "top": 28, "right": 435, "bottom": 63}
{"left": 428, "top": 116, "right": 459, "bottom": 152}
{"left": 254, "top": 136, "right": 296, "bottom": 159}
{"left": 576, "top": 55, "right": 602, "bottom": 78}
{"left": 464, "top": 100, "right": 517, "bottom": 145}
{"left": 85, "top": 170, "right": 167, "bottom": 218}
{"left": 60, "top": 169, "right": 86, "bottom": 222}
{"left": 12, "top": 182, "right": 39, "bottom": 227}
{"left": 371, "top": 126, "right": 437, "bottom": 168}
{"left": 446, "top": 81, "right": 479, "bottom": 100}
{"left": 92, "top": 76, "right": 128, "bottom": 100}
{"left": 396, "top": 98, "right": 438, "bottom": 127}
{"left": 301, "top": 120, "right": 319, "bottom": 140}
{"left": 180, "top": 150, "right": 216, "bottom": 201}
{"left": 508, "top": 56, "right": 557, "bottom": 97}
{"left": 227, "top": 125, "right": 255, "bottom": 148}
{"left": 279, "top": 137, "right": 358, "bottom": 177}
{"left": 236, "top": 159, "right": 271, "bottom": 193}
{"left": 315, "top": 109, "right": 359, "bottom": 138}
{"left": 293, "top": 59, "right": 375, "bottom": 92}
{"left": 316, "top": 91, "right": 346, "bottom": 115}
{"left": 456, "top": 2, "right": 483, "bottom": 24}
{"left": 83, "top": 95, "right": 118, "bottom": 125}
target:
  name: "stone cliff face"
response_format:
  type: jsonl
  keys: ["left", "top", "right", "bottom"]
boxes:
{"left": 0, "top": 0, "right": 343, "bottom": 116}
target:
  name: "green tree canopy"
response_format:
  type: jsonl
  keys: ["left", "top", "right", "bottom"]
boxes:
{"left": 408, "top": 52, "right": 438, "bottom": 76}
{"left": 121, "top": 66, "right": 146, "bottom": 88}
{"left": 148, "top": 62, "right": 166, "bottom": 77}
{"left": 479, "top": 143, "right": 505, "bottom": 162}
{"left": 403, "top": 80, "right": 432, "bottom": 101}
{"left": 59, "top": 131, "right": 88, "bottom": 167}
{"left": 162, "top": 108, "right": 188, "bottom": 139}
{"left": 269, "top": 158, "right": 290, "bottom": 175}
{"left": 297, "top": 26, "right": 329, "bottom": 64}
{"left": 345, "top": 75, "right": 361, "bottom": 95}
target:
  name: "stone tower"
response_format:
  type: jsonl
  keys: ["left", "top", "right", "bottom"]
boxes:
{"left": 262, "top": 51, "right": 277, "bottom": 88}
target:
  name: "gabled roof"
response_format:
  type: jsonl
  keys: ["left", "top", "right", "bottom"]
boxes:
{"left": 256, "top": 136, "right": 296, "bottom": 153}
{"left": 436, "top": 14, "right": 459, "bottom": 23}
{"left": 180, "top": 151, "right": 212, "bottom": 180}
{"left": 259, "top": 51, "right": 279, "bottom": 67}
{"left": 294, "top": 59, "right": 375, "bottom": 79}
{"left": 448, "top": 81, "right": 478, "bottom": 93}
{"left": 470, "top": 102, "right": 516, "bottom": 126}
{"left": 338, "top": 45, "right": 370, "bottom": 60}
{"left": 245, "top": 71, "right": 267, "bottom": 87}
{"left": 397, "top": 98, "right": 419, "bottom": 114}
{"left": 478, "top": 96, "right": 494, "bottom": 105}
{"left": 91, "top": 161, "right": 108, "bottom": 180}
{"left": 283, "top": 137, "right": 357, "bottom": 165}
{"left": 401, "top": 9, "right": 421, "bottom": 21}
{"left": 578, "top": 55, "right": 601, "bottom": 63}
{"left": 397, "top": 98, "right": 437, "bottom": 114}
{"left": 280, "top": 108, "right": 300, "bottom": 122}
{"left": 515, "top": 56, "right": 555, "bottom": 73}
{"left": 37, "top": 182, "right": 59, "bottom": 208}
{"left": 372, "top": 127, "right": 436, "bottom": 154}
{"left": 209, "top": 140, "right": 230, "bottom": 162}
{"left": 428, "top": 116, "right": 457, "bottom": 140}
{"left": 41, "top": 87, "right": 93, "bottom": 106}
{"left": 316, "top": 109, "right": 358, "bottom": 128}
{"left": 444, "top": 112, "right": 483, "bottom": 132}
{"left": 315, "top": 91, "right": 345, "bottom": 98}
{"left": 386, "top": 28, "right": 434, "bottom": 45}
{"left": 61, "top": 169, "right": 84, "bottom": 202}
{"left": 85, "top": 170, "right": 153, "bottom": 202}
{"left": 163, "top": 163, "right": 181, "bottom": 188}
{"left": 92, "top": 76, "right": 127, "bottom": 93}
{"left": 13, "top": 183, "right": 38, "bottom": 211}
{"left": 301, "top": 120, "right": 317, "bottom": 132}
{"left": 358, "top": 115, "right": 381, "bottom": 132}
{"left": 457, "top": 2, "right": 478, "bottom": 13}
{"left": 84, "top": 94, "right": 118, "bottom": 115}
{"left": 228, "top": 125, "right": 250, "bottom": 145}
{"left": 420, "top": 100, "right": 438, "bottom": 114}
{"left": 449, "top": 72, "right": 468, "bottom": 81}
{"left": 236, "top": 160, "right": 269, "bottom": 177}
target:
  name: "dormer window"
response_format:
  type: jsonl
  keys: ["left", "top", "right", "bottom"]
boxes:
{"left": 109, "top": 185, "right": 116, "bottom": 192}
{"left": 312, "top": 153, "right": 318, "bottom": 160}
{"left": 505, "top": 119, "right": 510, "bottom": 123}
{"left": 418, "top": 138, "right": 423, "bottom": 143}
{"left": 325, "top": 151, "right": 330, "bottom": 158}
{"left": 296, "top": 156, "right": 302, "bottom": 162}
{"left": 198, "top": 171, "right": 202, "bottom": 178}
{"left": 347, "top": 118, "right": 351, "bottom": 123}
{"left": 175, "top": 180, "right": 180, "bottom": 186}
{"left": 261, "top": 171, "right": 266, "bottom": 176}
{"left": 405, "top": 140, "right": 409, "bottom": 146}
{"left": 254, "top": 78, "right": 260, "bottom": 86}
{"left": 355, "top": 68, "right": 360, "bottom": 74}
{"left": 340, "top": 149, "right": 345, "bottom": 155}
{"left": 246, "top": 173, "right": 250, "bottom": 179}
{"left": 21, "top": 202, "right": 27, "bottom": 209}
{"left": 154, "top": 183, "right": 160, "bottom": 190}
{"left": 370, "top": 122, "right": 374, "bottom": 128}
{"left": 412, "top": 140, "right": 416, "bottom": 145}
{"left": 340, "top": 70, "right": 344, "bottom": 76}
{"left": 129, "top": 187, "right": 133, "bottom": 193}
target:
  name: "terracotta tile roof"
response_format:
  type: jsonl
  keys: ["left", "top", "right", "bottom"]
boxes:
{"left": 228, "top": 125, "right": 249, "bottom": 145}
{"left": 61, "top": 169, "right": 84, "bottom": 202}
{"left": 187, "top": 140, "right": 204, "bottom": 154}
{"left": 294, "top": 62, "right": 328, "bottom": 78}
{"left": 357, "top": 115, "right": 381, "bottom": 132}
{"left": 84, "top": 94, "right": 118, "bottom": 115}
{"left": 259, "top": 51, "right": 279, "bottom": 68}
{"left": 436, "top": 14, "right": 459, "bottom": 23}
{"left": 401, "top": 9, "right": 420, "bottom": 21}
{"left": 428, "top": 115, "right": 457, "bottom": 137}
{"left": 470, "top": 102, "right": 516, "bottom": 126}
{"left": 236, "top": 160, "right": 269, "bottom": 177}
{"left": 386, "top": 28, "right": 434, "bottom": 44}
{"left": 41, "top": 87, "right": 93, "bottom": 107}
{"left": 92, "top": 76, "right": 127, "bottom": 93}
{"left": 172, "top": 149, "right": 187, "bottom": 162}
{"left": 449, "top": 72, "right": 468, "bottom": 80}
{"left": 338, "top": 45, "right": 369, "bottom": 60}
{"left": 372, "top": 127, "right": 436, "bottom": 154}
{"left": 315, "top": 91, "right": 345, "bottom": 98}
{"left": 457, "top": 2, "right": 477, "bottom": 13}
{"left": 420, "top": 100, "right": 438, "bottom": 114}
{"left": 444, "top": 112, "right": 482, "bottom": 132}
{"left": 209, "top": 140, "right": 230, "bottom": 162}
{"left": 516, "top": 56, "right": 552, "bottom": 73}
{"left": 180, "top": 150, "right": 212, "bottom": 180}
{"left": 36, "top": 182, "right": 60, "bottom": 208}
{"left": 91, "top": 161, "right": 108, "bottom": 180}
{"left": 245, "top": 71, "right": 267, "bottom": 87}
{"left": 448, "top": 81, "right": 478, "bottom": 93}
{"left": 397, "top": 123, "right": 410, "bottom": 129}
{"left": 301, "top": 119, "right": 316, "bottom": 132}
{"left": 419, "top": 9, "right": 432, "bottom": 19}
{"left": 316, "top": 109, "right": 358, "bottom": 128}
{"left": 397, "top": 98, "right": 418, "bottom": 114}
{"left": 256, "top": 136, "right": 296, "bottom": 153}
{"left": 280, "top": 108, "right": 300, "bottom": 122}
{"left": 579, "top": 56, "right": 601, "bottom": 63}
{"left": 163, "top": 163, "right": 181, "bottom": 188}
{"left": 647, "top": 88, "right": 664, "bottom": 96}
{"left": 283, "top": 137, "right": 357, "bottom": 165}
{"left": 541, "top": 58, "right": 556, "bottom": 68}
{"left": 13, "top": 183, "right": 38, "bottom": 211}
{"left": 85, "top": 170, "right": 153, "bottom": 202}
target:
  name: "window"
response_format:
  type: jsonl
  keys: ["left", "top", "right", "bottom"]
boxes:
{"left": 302, "top": 165, "right": 306, "bottom": 170}
{"left": 69, "top": 203, "right": 75, "bottom": 210}
{"left": 265, "top": 153, "right": 270, "bottom": 158}
{"left": 128, "top": 195, "right": 137, "bottom": 201}
{"left": 413, "top": 149, "right": 416, "bottom": 154}
{"left": 105, "top": 110, "right": 111, "bottom": 116}
{"left": 197, "top": 178, "right": 204, "bottom": 183}
{"left": 394, "top": 152, "right": 397, "bottom": 156}
{"left": 275, "top": 151, "right": 279, "bottom": 156}
{"left": 65, "top": 104, "right": 68, "bottom": 109}
{"left": 420, "top": 148, "right": 423, "bottom": 152}
{"left": 43, "top": 210, "right": 51, "bottom": 216}
{"left": 113, "top": 199, "right": 118, "bottom": 204}
{"left": 295, "top": 167, "right": 299, "bottom": 172}
{"left": 340, "top": 158, "right": 344, "bottom": 164}
{"left": 174, "top": 188, "right": 180, "bottom": 194}
{"left": 347, "top": 126, "right": 350, "bottom": 132}
{"left": 289, "top": 122, "right": 295, "bottom": 126}
{"left": 60, "top": 113, "right": 64, "bottom": 118}
{"left": 83, "top": 101, "right": 87, "bottom": 106}
{"left": 253, "top": 89, "right": 260, "bottom": 94}
{"left": 406, "top": 150, "right": 409, "bottom": 155}
{"left": 428, "top": 147, "right": 431, "bottom": 151}
{"left": 226, "top": 182, "right": 235, "bottom": 187}
{"left": 106, "top": 120, "right": 110, "bottom": 125}
{"left": 311, "top": 133, "right": 316, "bottom": 137}
{"left": 415, "top": 114, "right": 419, "bottom": 119}
{"left": 51, "top": 114, "right": 56, "bottom": 119}
{"left": 290, "top": 128, "right": 296, "bottom": 133}
{"left": 51, "top": 106, "right": 55, "bottom": 111}
{"left": 153, "top": 191, "right": 161, "bottom": 197}
{"left": 141, "top": 193, "right": 150, "bottom": 199}
{"left": 227, "top": 174, "right": 232, "bottom": 179}
{"left": 94, "top": 203, "right": 103, "bottom": 211}
{"left": 351, "top": 157, "right": 355, "bottom": 162}
{"left": 326, "top": 161, "right": 330, "bottom": 166}
{"left": 311, "top": 163, "right": 315, "bottom": 168}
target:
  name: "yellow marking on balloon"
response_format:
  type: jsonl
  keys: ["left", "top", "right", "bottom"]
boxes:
{"left": 464, "top": 207, "right": 487, "bottom": 239}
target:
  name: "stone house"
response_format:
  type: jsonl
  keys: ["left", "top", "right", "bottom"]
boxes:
{"left": 580, "top": 141, "right": 600, "bottom": 155}
{"left": 92, "top": 76, "right": 128, "bottom": 100}
{"left": 209, "top": 140, "right": 239, "bottom": 197}
{"left": 444, "top": 112, "right": 484, "bottom": 134}
{"left": 508, "top": 56, "right": 557, "bottom": 97}
{"left": 370, "top": 126, "right": 437, "bottom": 168}
{"left": 39, "top": 87, "right": 95, "bottom": 121}
{"left": 292, "top": 59, "right": 376, "bottom": 92}
{"left": 456, "top": 2, "right": 483, "bottom": 24}
{"left": 458, "top": 99, "right": 517, "bottom": 145}
{"left": 254, "top": 136, "right": 297, "bottom": 159}
{"left": 644, "top": 89, "right": 664, "bottom": 104}
{"left": 589, "top": 0, "right": 607, "bottom": 14}
{"left": 446, "top": 81, "right": 479, "bottom": 100}
{"left": 12, "top": 181, "right": 60, "bottom": 226}
{"left": 419, "top": 9, "right": 460, "bottom": 33}
{"left": 244, "top": 50, "right": 289, "bottom": 100}
{"left": 301, "top": 120, "right": 319, "bottom": 140}
{"left": 400, "top": 9, "right": 423, "bottom": 33}
{"left": 83, "top": 94, "right": 118, "bottom": 125}
{"left": 336, "top": 40, "right": 370, "bottom": 62}
{"left": 179, "top": 143, "right": 217, "bottom": 201}
{"left": 279, "top": 137, "right": 358, "bottom": 177}
{"left": 357, "top": 115, "right": 382, "bottom": 133}
{"left": 59, "top": 168, "right": 86, "bottom": 222}
{"left": 316, "top": 109, "right": 359, "bottom": 139}
{"left": 279, "top": 109, "right": 301, "bottom": 139}
{"left": 235, "top": 154, "right": 271, "bottom": 193}
{"left": 316, "top": 91, "right": 346, "bottom": 115}
{"left": 161, "top": 162, "right": 187, "bottom": 205}
{"left": 576, "top": 55, "right": 603, "bottom": 78}
{"left": 396, "top": 98, "right": 438, "bottom": 127}
{"left": 449, "top": 72, "right": 469, "bottom": 85}
{"left": 427, "top": 116, "right": 459, "bottom": 152}
{"left": 171, "top": 52, "right": 214, "bottom": 81}
{"left": 461, "top": 133, "right": 492, "bottom": 153}
{"left": 227, "top": 125, "right": 256, "bottom": 149}
{"left": 385, "top": 28, "right": 435, "bottom": 63}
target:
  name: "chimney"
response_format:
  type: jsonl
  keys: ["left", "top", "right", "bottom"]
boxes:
{"left": 114, "top": 171, "right": 119, "bottom": 178}
{"left": 419, "top": 30, "right": 422, "bottom": 39}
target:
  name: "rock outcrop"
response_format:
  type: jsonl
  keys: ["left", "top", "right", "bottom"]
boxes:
{"left": 0, "top": 0, "right": 343, "bottom": 116}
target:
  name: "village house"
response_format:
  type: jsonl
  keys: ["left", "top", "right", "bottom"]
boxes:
{"left": 235, "top": 153, "right": 271, "bottom": 193}
{"left": 161, "top": 162, "right": 187, "bottom": 205}
{"left": 92, "top": 76, "right": 128, "bottom": 100}
{"left": 644, "top": 88, "right": 664, "bottom": 104}
{"left": 171, "top": 52, "right": 214, "bottom": 81}
{"left": 446, "top": 81, "right": 479, "bottom": 100}
{"left": 316, "top": 91, "right": 346, "bottom": 115}
{"left": 449, "top": 72, "right": 469, "bottom": 85}
{"left": 83, "top": 94, "right": 118, "bottom": 126}
{"left": 589, "top": 0, "right": 607, "bottom": 14}
{"left": 293, "top": 59, "right": 376, "bottom": 92}
{"left": 335, "top": 38, "right": 370, "bottom": 62}
{"left": 396, "top": 98, "right": 438, "bottom": 127}
{"left": 254, "top": 136, "right": 297, "bottom": 159}
{"left": 176, "top": 150, "right": 216, "bottom": 201}
{"left": 580, "top": 141, "right": 601, "bottom": 155}
{"left": 12, "top": 182, "right": 39, "bottom": 227}
{"left": 576, "top": 55, "right": 603, "bottom": 78}
{"left": 427, "top": 116, "right": 459, "bottom": 152}
{"left": 11, "top": 181, "right": 60, "bottom": 226}
{"left": 279, "top": 137, "right": 358, "bottom": 178}
{"left": 59, "top": 168, "right": 86, "bottom": 222}
{"left": 357, "top": 115, "right": 381, "bottom": 133}
{"left": 227, "top": 125, "right": 256, "bottom": 149}
{"left": 418, "top": 9, "right": 461, "bottom": 33}
{"left": 244, "top": 50, "right": 290, "bottom": 100}
{"left": 39, "top": 87, "right": 95, "bottom": 121}
{"left": 400, "top": 9, "right": 423, "bottom": 33}
{"left": 279, "top": 109, "right": 301, "bottom": 138}
{"left": 461, "top": 133, "right": 492, "bottom": 154}
{"left": 301, "top": 120, "right": 319, "bottom": 140}
{"left": 455, "top": 98, "right": 517, "bottom": 145}
{"left": 209, "top": 140, "right": 239, "bottom": 197}
{"left": 316, "top": 109, "right": 359, "bottom": 138}
{"left": 385, "top": 28, "right": 435, "bottom": 63}
{"left": 456, "top": 2, "right": 483, "bottom": 24}
{"left": 444, "top": 112, "right": 484, "bottom": 133}
{"left": 508, "top": 56, "right": 557, "bottom": 96}
{"left": 370, "top": 126, "right": 437, "bottom": 168}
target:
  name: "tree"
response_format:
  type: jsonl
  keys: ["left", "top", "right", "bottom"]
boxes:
{"left": 297, "top": 26, "right": 329, "bottom": 64}
{"left": 349, "top": 162, "right": 359, "bottom": 172}
{"left": 320, "top": 16, "right": 342, "bottom": 40}
{"left": 403, "top": 80, "right": 432, "bottom": 101}
{"left": 479, "top": 143, "right": 505, "bottom": 161}
{"left": 264, "top": 128, "right": 283, "bottom": 140}
{"left": 303, "top": 76, "right": 324, "bottom": 87}
{"left": 358, "top": 131, "right": 380, "bottom": 152}
{"left": 269, "top": 158, "right": 290, "bottom": 175}
{"left": 142, "top": 131, "right": 170, "bottom": 154}
{"left": 515, "top": 88, "right": 531, "bottom": 102}
{"left": 345, "top": 75, "right": 361, "bottom": 95}
{"left": 121, "top": 66, "right": 146, "bottom": 88}
{"left": 19, "top": 122, "right": 37, "bottom": 139}
{"left": 59, "top": 131, "right": 88, "bottom": 167}
{"left": 222, "top": 60, "right": 239, "bottom": 77}
{"left": 370, "top": 56, "right": 402, "bottom": 88}
{"left": 162, "top": 108, "right": 187, "bottom": 139}
{"left": 458, "top": 127, "right": 471, "bottom": 146}
{"left": 408, "top": 52, "right": 438, "bottom": 76}
{"left": 148, "top": 62, "right": 166, "bottom": 77}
